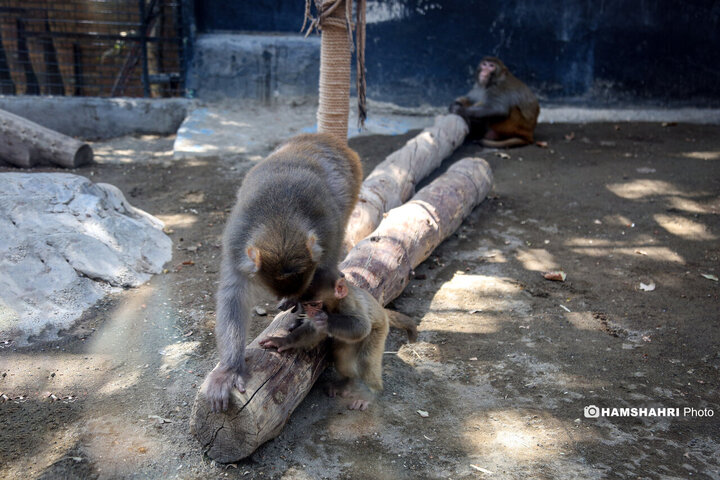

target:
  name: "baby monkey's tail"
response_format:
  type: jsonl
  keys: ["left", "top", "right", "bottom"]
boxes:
{"left": 385, "top": 310, "right": 418, "bottom": 343}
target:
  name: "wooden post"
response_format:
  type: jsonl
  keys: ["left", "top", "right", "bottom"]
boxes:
{"left": 343, "top": 114, "right": 468, "bottom": 250}
{"left": 0, "top": 108, "right": 93, "bottom": 168}
{"left": 316, "top": 0, "right": 351, "bottom": 142}
{"left": 191, "top": 157, "right": 493, "bottom": 462}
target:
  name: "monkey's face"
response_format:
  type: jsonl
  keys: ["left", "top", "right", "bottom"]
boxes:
{"left": 257, "top": 259, "right": 317, "bottom": 299}
{"left": 478, "top": 60, "right": 496, "bottom": 86}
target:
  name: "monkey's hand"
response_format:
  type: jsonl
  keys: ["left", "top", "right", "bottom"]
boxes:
{"left": 202, "top": 364, "right": 246, "bottom": 413}
{"left": 302, "top": 301, "right": 328, "bottom": 334}
{"left": 259, "top": 335, "right": 297, "bottom": 353}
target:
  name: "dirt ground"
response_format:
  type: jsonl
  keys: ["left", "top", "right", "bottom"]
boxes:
{"left": 1, "top": 120, "right": 719, "bottom": 479}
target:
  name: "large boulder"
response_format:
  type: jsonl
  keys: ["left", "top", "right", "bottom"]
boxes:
{"left": 0, "top": 173, "right": 172, "bottom": 344}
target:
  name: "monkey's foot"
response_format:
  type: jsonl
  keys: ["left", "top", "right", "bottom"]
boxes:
{"left": 348, "top": 398, "right": 371, "bottom": 411}
{"left": 202, "top": 365, "right": 246, "bottom": 413}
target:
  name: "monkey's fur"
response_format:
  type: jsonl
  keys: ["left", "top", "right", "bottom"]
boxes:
{"left": 203, "top": 133, "right": 363, "bottom": 413}
{"left": 260, "top": 273, "right": 417, "bottom": 410}
{"left": 450, "top": 56, "right": 539, "bottom": 147}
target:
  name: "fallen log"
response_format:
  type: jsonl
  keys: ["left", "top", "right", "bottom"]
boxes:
{"left": 0, "top": 108, "right": 93, "bottom": 168}
{"left": 344, "top": 114, "right": 468, "bottom": 250}
{"left": 191, "top": 157, "right": 493, "bottom": 462}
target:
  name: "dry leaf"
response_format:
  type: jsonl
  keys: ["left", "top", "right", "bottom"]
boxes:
{"left": 701, "top": 273, "right": 718, "bottom": 282}
{"left": 543, "top": 271, "right": 567, "bottom": 282}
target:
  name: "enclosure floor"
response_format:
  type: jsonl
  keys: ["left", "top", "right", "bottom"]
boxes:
{"left": 1, "top": 122, "right": 719, "bottom": 479}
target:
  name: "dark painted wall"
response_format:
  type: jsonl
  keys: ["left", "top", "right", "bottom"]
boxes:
{"left": 195, "top": 0, "right": 720, "bottom": 107}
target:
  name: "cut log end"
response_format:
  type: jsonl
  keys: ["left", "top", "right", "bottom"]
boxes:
{"left": 0, "top": 108, "right": 94, "bottom": 168}
{"left": 71, "top": 144, "right": 94, "bottom": 168}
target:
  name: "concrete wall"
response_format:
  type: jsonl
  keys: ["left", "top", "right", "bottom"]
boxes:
{"left": 193, "top": 0, "right": 720, "bottom": 107}
{"left": 0, "top": 97, "right": 190, "bottom": 139}
{"left": 186, "top": 34, "right": 320, "bottom": 101}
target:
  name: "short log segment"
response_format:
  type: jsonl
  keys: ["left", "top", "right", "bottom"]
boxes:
{"left": 344, "top": 114, "right": 468, "bottom": 250}
{"left": 191, "top": 309, "right": 330, "bottom": 463}
{"left": 0, "top": 108, "right": 93, "bottom": 168}
{"left": 191, "top": 157, "right": 493, "bottom": 463}
{"left": 341, "top": 157, "right": 493, "bottom": 304}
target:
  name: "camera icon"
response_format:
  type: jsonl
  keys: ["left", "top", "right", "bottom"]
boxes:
{"left": 584, "top": 405, "right": 600, "bottom": 418}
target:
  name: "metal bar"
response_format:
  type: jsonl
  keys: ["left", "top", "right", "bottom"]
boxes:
{"left": 139, "top": 0, "right": 150, "bottom": 97}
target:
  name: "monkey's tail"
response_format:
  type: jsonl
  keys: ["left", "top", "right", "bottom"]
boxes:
{"left": 385, "top": 310, "right": 418, "bottom": 343}
{"left": 481, "top": 137, "right": 529, "bottom": 148}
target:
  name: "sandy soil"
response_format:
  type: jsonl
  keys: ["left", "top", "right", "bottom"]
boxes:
{"left": 1, "top": 121, "right": 719, "bottom": 479}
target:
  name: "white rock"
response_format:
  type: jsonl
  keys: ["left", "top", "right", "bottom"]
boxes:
{"left": 0, "top": 173, "right": 171, "bottom": 344}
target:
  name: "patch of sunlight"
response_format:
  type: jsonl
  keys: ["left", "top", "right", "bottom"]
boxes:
{"left": 97, "top": 368, "right": 142, "bottom": 395}
{"left": 516, "top": 248, "right": 558, "bottom": 271}
{"left": 464, "top": 410, "right": 597, "bottom": 461}
{"left": 570, "top": 246, "right": 684, "bottom": 263}
{"left": 606, "top": 179, "right": 685, "bottom": 199}
{"left": 2, "top": 424, "right": 81, "bottom": 479}
{"left": 181, "top": 191, "right": 206, "bottom": 203}
{"left": 325, "top": 407, "right": 383, "bottom": 441}
{"left": 83, "top": 416, "right": 165, "bottom": 476}
{"left": 81, "top": 220, "right": 119, "bottom": 250}
{"left": 420, "top": 311, "right": 500, "bottom": 334}
{"left": 218, "top": 119, "right": 252, "bottom": 128}
{"left": 280, "top": 468, "right": 318, "bottom": 480}
{"left": 160, "top": 340, "right": 201, "bottom": 372}
{"left": 155, "top": 213, "right": 197, "bottom": 228}
{"left": 87, "top": 282, "right": 175, "bottom": 369}
{"left": 430, "top": 273, "right": 522, "bottom": 311}
{"left": 683, "top": 151, "right": 720, "bottom": 160}
{"left": 602, "top": 214, "right": 633, "bottom": 227}
{"left": 565, "top": 311, "right": 605, "bottom": 332}
{"left": 666, "top": 196, "right": 717, "bottom": 214}
{"left": 565, "top": 237, "right": 685, "bottom": 263}
{"left": 654, "top": 214, "right": 716, "bottom": 241}
{"left": 0, "top": 353, "right": 116, "bottom": 394}
{"left": 183, "top": 158, "right": 210, "bottom": 167}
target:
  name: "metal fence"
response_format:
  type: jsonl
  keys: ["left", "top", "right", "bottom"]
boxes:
{"left": 0, "top": 0, "right": 189, "bottom": 97}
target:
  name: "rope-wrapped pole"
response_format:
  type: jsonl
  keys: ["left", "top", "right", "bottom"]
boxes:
{"left": 317, "top": 0, "right": 351, "bottom": 142}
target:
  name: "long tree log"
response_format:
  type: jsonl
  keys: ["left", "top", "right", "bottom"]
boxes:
{"left": 191, "top": 157, "right": 493, "bottom": 462}
{"left": 0, "top": 108, "right": 93, "bottom": 168}
{"left": 344, "top": 114, "right": 468, "bottom": 250}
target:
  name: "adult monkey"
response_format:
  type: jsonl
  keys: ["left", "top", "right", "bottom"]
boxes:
{"left": 450, "top": 56, "right": 540, "bottom": 148}
{"left": 202, "top": 133, "right": 363, "bottom": 413}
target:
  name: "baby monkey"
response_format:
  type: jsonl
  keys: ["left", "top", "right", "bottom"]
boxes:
{"left": 260, "top": 271, "right": 416, "bottom": 410}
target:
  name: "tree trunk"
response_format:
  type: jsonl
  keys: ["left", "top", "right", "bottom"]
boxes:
{"left": 190, "top": 157, "right": 493, "bottom": 462}
{"left": 0, "top": 108, "right": 93, "bottom": 168}
{"left": 316, "top": 0, "right": 351, "bottom": 142}
{"left": 343, "top": 114, "right": 468, "bottom": 250}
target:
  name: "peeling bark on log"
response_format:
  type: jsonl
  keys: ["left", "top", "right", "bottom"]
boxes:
{"left": 341, "top": 157, "right": 493, "bottom": 304}
{"left": 191, "top": 157, "right": 492, "bottom": 462}
{"left": 0, "top": 108, "right": 93, "bottom": 168}
{"left": 344, "top": 114, "right": 468, "bottom": 250}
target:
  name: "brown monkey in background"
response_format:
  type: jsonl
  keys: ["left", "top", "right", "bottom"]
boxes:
{"left": 260, "top": 273, "right": 417, "bottom": 410}
{"left": 203, "top": 133, "right": 363, "bottom": 413}
{"left": 450, "top": 56, "right": 540, "bottom": 147}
